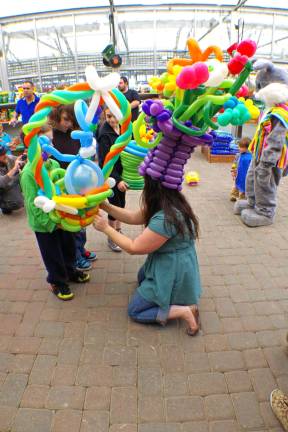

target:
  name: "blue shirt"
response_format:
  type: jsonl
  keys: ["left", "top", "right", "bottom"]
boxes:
{"left": 0, "top": 132, "right": 12, "bottom": 155}
{"left": 236, "top": 151, "right": 252, "bottom": 193}
{"left": 15, "top": 95, "right": 40, "bottom": 124}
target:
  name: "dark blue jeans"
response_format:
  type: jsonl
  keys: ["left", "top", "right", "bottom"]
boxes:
{"left": 74, "top": 229, "right": 87, "bottom": 261}
{"left": 128, "top": 267, "right": 170, "bottom": 325}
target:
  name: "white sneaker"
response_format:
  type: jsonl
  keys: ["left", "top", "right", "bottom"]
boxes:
{"left": 108, "top": 238, "right": 122, "bottom": 252}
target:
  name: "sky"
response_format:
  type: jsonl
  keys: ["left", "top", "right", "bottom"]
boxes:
{"left": 0, "top": 0, "right": 287, "bottom": 19}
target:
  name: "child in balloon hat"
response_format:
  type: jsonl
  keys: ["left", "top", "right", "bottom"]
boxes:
{"left": 20, "top": 124, "right": 90, "bottom": 301}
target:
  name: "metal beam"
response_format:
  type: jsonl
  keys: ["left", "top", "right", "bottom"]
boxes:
{"left": 198, "top": 0, "right": 248, "bottom": 41}
{"left": 118, "top": 23, "right": 129, "bottom": 52}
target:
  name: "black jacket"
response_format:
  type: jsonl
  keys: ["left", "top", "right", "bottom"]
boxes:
{"left": 52, "top": 128, "right": 80, "bottom": 169}
{"left": 97, "top": 122, "right": 122, "bottom": 183}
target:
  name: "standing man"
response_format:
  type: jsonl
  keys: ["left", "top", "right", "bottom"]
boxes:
{"left": 118, "top": 76, "right": 141, "bottom": 122}
{"left": 9, "top": 81, "right": 40, "bottom": 127}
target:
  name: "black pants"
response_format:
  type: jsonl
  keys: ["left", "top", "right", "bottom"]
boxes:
{"left": 35, "top": 230, "right": 76, "bottom": 287}
{"left": 108, "top": 188, "right": 126, "bottom": 221}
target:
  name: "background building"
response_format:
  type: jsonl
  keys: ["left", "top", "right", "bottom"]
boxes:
{"left": 0, "top": 0, "right": 287, "bottom": 91}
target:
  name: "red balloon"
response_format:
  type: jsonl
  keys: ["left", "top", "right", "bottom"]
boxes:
{"left": 228, "top": 54, "right": 248, "bottom": 75}
{"left": 227, "top": 42, "right": 239, "bottom": 57}
{"left": 237, "top": 39, "right": 257, "bottom": 57}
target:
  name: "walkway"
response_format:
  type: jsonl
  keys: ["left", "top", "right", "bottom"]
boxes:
{"left": 0, "top": 148, "right": 287, "bottom": 431}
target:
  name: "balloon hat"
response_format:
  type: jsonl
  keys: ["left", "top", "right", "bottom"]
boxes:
{"left": 23, "top": 66, "right": 132, "bottom": 231}
{"left": 135, "top": 38, "right": 258, "bottom": 190}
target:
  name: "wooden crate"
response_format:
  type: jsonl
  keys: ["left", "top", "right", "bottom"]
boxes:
{"left": 201, "top": 145, "right": 236, "bottom": 163}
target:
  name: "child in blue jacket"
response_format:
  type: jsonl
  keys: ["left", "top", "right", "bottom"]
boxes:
{"left": 230, "top": 137, "right": 252, "bottom": 201}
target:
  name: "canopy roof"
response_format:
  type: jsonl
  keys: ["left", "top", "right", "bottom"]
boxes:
{"left": 0, "top": 0, "right": 287, "bottom": 19}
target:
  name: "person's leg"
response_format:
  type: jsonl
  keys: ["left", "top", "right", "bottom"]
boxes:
{"left": 128, "top": 291, "right": 168, "bottom": 324}
{"left": 230, "top": 186, "right": 239, "bottom": 202}
{"left": 107, "top": 189, "right": 125, "bottom": 251}
{"left": 128, "top": 291, "right": 199, "bottom": 334}
{"left": 60, "top": 230, "right": 90, "bottom": 283}
{"left": 74, "top": 230, "right": 91, "bottom": 270}
{"left": 34, "top": 231, "right": 74, "bottom": 300}
{"left": 241, "top": 162, "right": 280, "bottom": 227}
{"left": 137, "top": 266, "right": 145, "bottom": 285}
{"left": 234, "top": 159, "right": 255, "bottom": 214}
{"left": 115, "top": 190, "right": 126, "bottom": 232}
{"left": 255, "top": 164, "right": 280, "bottom": 218}
{"left": 245, "top": 158, "right": 256, "bottom": 207}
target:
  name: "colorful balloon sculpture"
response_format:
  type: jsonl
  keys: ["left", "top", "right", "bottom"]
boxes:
{"left": 23, "top": 67, "right": 132, "bottom": 231}
{"left": 136, "top": 38, "right": 257, "bottom": 190}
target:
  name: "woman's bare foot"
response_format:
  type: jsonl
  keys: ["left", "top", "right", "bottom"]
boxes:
{"left": 182, "top": 306, "right": 199, "bottom": 336}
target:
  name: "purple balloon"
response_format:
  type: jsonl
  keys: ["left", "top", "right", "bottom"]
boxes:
{"left": 158, "top": 120, "right": 173, "bottom": 134}
{"left": 157, "top": 110, "right": 171, "bottom": 122}
{"left": 150, "top": 102, "right": 163, "bottom": 116}
{"left": 146, "top": 167, "right": 162, "bottom": 179}
{"left": 157, "top": 143, "right": 174, "bottom": 154}
{"left": 161, "top": 137, "right": 178, "bottom": 148}
{"left": 174, "top": 151, "right": 189, "bottom": 159}
{"left": 152, "top": 156, "right": 167, "bottom": 167}
{"left": 163, "top": 175, "right": 183, "bottom": 184}
{"left": 153, "top": 123, "right": 161, "bottom": 133}
{"left": 165, "top": 168, "right": 183, "bottom": 177}
{"left": 171, "top": 156, "right": 187, "bottom": 164}
{"left": 161, "top": 181, "right": 182, "bottom": 191}
{"left": 178, "top": 144, "right": 192, "bottom": 153}
{"left": 168, "top": 163, "right": 184, "bottom": 170}
{"left": 150, "top": 162, "right": 166, "bottom": 172}
{"left": 154, "top": 149, "right": 171, "bottom": 160}
{"left": 138, "top": 165, "right": 147, "bottom": 176}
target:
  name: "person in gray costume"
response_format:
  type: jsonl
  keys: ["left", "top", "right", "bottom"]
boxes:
{"left": 234, "top": 60, "right": 288, "bottom": 227}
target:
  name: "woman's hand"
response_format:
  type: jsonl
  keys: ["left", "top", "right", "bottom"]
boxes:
{"left": 117, "top": 181, "right": 128, "bottom": 192}
{"left": 93, "top": 212, "right": 109, "bottom": 232}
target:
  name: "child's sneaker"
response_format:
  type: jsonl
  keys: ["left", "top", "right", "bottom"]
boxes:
{"left": 108, "top": 238, "right": 122, "bottom": 252}
{"left": 70, "top": 270, "right": 90, "bottom": 283}
{"left": 83, "top": 250, "right": 97, "bottom": 261}
{"left": 230, "top": 187, "right": 239, "bottom": 202}
{"left": 76, "top": 257, "right": 92, "bottom": 271}
{"left": 50, "top": 284, "right": 74, "bottom": 301}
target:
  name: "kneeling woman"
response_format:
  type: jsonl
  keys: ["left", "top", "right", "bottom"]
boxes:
{"left": 93, "top": 176, "right": 201, "bottom": 335}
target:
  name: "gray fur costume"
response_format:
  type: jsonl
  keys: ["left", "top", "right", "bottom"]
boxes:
{"left": 234, "top": 60, "right": 288, "bottom": 227}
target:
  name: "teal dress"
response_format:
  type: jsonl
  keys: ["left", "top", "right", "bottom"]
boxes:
{"left": 137, "top": 210, "right": 202, "bottom": 311}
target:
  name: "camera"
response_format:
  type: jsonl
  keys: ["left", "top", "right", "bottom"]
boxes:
{"left": 20, "top": 154, "right": 27, "bottom": 162}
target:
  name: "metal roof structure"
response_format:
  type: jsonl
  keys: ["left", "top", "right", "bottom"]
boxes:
{"left": 0, "top": 1, "right": 288, "bottom": 90}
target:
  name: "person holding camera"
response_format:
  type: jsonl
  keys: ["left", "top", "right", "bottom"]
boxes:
{"left": 0, "top": 144, "right": 24, "bottom": 215}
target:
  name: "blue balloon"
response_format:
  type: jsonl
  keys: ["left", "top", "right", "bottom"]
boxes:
{"left": 64, "top": 158, "right": 104, "bottom": 195}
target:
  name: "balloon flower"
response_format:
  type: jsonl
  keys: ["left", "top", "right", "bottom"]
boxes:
{"left": 133, "top": 38, "right": 257, "bottom": 190}
{"left": 22, "top": 66, "right": 132, "bottom": 232}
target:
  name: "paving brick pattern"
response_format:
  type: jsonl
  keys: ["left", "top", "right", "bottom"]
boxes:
{"left": 0, "top": 148, "right": 287, "bottom": 431}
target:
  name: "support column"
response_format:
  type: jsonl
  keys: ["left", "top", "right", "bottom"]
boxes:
{"left": 0, "top": 25, "right": 9, "bottom": 90}
{"left": 271, "top": 13, "right": 275, "bottom": 59}
{"left": 153, "top": 9, "right": 157, "bottom": 76}
{"left": 33, "top": 18, "right": 42, "bottom": 91}
{"left": 73, "top": 14, "right": 79, "bottom": 82}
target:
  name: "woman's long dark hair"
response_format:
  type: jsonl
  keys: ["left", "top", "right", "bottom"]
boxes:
{"left": 141, "top": 176, "right": 199, "bottom": 239}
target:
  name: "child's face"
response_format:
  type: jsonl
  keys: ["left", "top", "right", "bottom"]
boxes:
{"left": 239, "top": 146, "right": 248, "bottom": 153}
{"left": 105, "top": 110, "right": 118, "bottom": 129}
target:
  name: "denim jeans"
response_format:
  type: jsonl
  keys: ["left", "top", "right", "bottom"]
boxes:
{"left": 74, "top": 229, "right": 87, "bottom": 261}
{"left": 127, "top": 266, "right": 170, "bottom": 325}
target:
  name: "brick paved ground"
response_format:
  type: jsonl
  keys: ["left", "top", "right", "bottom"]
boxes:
{"left": 0, "top": 147, "right": 287, "bottom": 431}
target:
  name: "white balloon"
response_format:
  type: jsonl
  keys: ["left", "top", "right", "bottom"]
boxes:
{"left": 107, "top": 177, "right": 116, "bottom": 188}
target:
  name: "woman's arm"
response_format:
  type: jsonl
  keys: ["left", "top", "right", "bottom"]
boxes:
{"left": 100, "top": 201, "right": 145, "bottom": 225}
{"left": 93, "top": 213, "right": 168, "bottom": 255}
